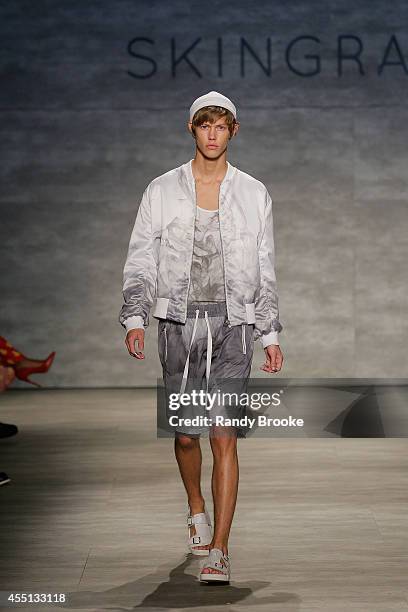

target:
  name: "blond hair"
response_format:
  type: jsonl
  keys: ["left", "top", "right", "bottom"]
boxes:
{"left": 191, "top": 106, "right": 237, "bottom": 138}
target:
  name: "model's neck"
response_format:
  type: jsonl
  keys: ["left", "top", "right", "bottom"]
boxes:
{"left": 191, "top": 154, "right": 228, "bottom": 184}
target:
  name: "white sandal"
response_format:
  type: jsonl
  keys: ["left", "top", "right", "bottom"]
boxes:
{"left": 199, "top": 547, "right": 231, "bottom": 583}
{"left": 187, "top": 504, "right": 212, "bottom": 556}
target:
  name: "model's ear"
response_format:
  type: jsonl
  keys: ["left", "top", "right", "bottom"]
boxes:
{"left": 188, "top": 121, "right": 195, "bottom": 138}
{"left": 230, "top": 122, "right": 240, "bottom": 139}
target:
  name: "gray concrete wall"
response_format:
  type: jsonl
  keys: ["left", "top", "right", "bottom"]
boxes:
{"left": 1, "top": 1, "right": 407, "bottom": 387}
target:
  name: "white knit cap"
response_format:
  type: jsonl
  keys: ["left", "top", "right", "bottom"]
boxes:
{"left": 189, "top": 90, "right": 237, "bottom": 121}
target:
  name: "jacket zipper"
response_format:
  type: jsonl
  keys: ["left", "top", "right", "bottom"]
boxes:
{"left": 218, "top": 187, "right": 231, "bottom": 327}
{"left": 185, "top": 181, "right": 198, "bottom": 322}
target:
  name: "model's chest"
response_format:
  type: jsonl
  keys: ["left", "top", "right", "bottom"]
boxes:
{"left": 194, "top": 182, "right": 221, "bottom": 211}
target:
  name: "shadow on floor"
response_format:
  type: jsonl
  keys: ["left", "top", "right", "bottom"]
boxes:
{"left": 62, "top": 552, "right": 301, "bottom": 611}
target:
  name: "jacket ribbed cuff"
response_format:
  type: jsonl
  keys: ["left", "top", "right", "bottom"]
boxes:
{"left": 124, "top": 315, "right": 145, "bottom": 332}
{"left": 260, "top": 330, "right": 279, "bottom": 348}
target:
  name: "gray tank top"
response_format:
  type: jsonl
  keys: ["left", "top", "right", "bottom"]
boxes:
{"left": 187, "top": 205, "right": 226, "bottom": 303}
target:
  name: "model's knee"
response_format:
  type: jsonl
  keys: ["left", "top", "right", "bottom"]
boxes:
{"left": 175, "top": 433, "right": 200, "bottom": 451}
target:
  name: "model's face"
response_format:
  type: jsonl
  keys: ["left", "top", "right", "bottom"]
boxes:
{"left": 188, "top": 117, "right": 239, "bottom": 158}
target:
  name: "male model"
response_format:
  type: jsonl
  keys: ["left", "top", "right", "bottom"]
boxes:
{"left": 119, "top": 91, "right": 283, "bottom": 583}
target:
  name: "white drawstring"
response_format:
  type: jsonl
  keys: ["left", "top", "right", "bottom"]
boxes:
{"left": 241, "top": 323, "right": 246, "bottom": 354}
{"left": 179, "top": 309, "right": 200, "bottom": 396}
{"left": 204, "top": 311, "right": 212, "bottom": 409}
{"left": 179, "top": 309, "right": 214, "bottom": 412}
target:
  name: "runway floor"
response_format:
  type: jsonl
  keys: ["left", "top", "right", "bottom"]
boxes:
{"left": 0, "top": 389, "right": 407, "bottom": 612}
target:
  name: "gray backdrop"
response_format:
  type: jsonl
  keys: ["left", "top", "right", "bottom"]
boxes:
{"left": 1, "top": 1, "right": 407, "bottom": 387}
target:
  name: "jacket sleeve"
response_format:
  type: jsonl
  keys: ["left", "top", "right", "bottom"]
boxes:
{"left": 118, "top": 183, "right": 158, "bottom": 332}
{"left": 254, "top": 187, "right": 282, "bottom": 347}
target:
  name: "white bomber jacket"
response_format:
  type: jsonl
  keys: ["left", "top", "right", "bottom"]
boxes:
{"left": 119, "top": 158, "right": 282, "bottom": 348}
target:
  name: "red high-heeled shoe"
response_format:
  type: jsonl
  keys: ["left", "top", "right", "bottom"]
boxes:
{"left": 14, "top": 352, "right": 56, "bottom": 388}
{"left": 0, "top": 336, "right": 55, "bottom": 388}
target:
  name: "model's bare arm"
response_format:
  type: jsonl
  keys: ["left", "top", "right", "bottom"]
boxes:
{"left": 125, "top": 328, "right": 145, "bottom": 360}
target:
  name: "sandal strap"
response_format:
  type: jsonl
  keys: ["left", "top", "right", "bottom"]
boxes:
{"left": 188, "top": 522, "right": 212, "bottom": 546}
{"left": 189, "top": 535, "right": 210, "bottom": 546}
{"left": 201, "top": 548, "right": 230, "bottom": 572}
{"left": 187, "top": 512, "right": 211, "bottom": 526}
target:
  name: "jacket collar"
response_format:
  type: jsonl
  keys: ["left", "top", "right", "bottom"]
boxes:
{"left": 185, "top": 158, "right": 236, "bottom": 185}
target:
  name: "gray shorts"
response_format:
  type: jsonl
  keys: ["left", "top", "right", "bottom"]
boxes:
{"left": 158, "top": 301, "right": 255, "bottom": 438}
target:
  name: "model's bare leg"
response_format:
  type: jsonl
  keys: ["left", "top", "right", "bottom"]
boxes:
{"left": 202, "top": 426, "right": 238, "bottom": 574}
{"left": 174, "top": 433, "right": 210, "bottom": 551}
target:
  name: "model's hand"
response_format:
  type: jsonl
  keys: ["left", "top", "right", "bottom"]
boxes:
{"left": 260, "top": 344, "right": 283, "bottom": 373}
{"left": 125, "top": 329, "right": 145, "bottom": 359}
